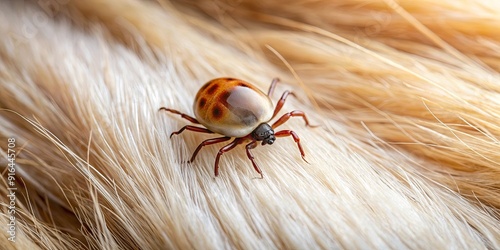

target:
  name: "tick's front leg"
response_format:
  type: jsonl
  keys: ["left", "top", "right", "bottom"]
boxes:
{"left": 275, "top": 130, "right": 308, "bottom": 163}
{"left": 245, "top": 140, "right": 263, "bottom": 179}
{"left": 272, "top": 110, "right": 316, "bottom": 129}
{"left": 214, "top": 138, "right": 243, "bottom": 177}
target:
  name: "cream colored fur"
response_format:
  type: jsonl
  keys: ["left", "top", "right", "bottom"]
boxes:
{"left": 1, "top": 0, "right": 499, "bottom": 249}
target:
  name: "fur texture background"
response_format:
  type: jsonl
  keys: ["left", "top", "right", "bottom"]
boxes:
{"left": 1, "top": 0, "right": 499, "bottom": 249}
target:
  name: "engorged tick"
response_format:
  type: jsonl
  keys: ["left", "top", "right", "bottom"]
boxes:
{"left": 159, "top": 77, "right": 316, "bottom": 178}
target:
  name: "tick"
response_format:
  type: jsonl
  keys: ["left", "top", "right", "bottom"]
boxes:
{"left": 159, "top": 77, "right": 315, "bottom": 178}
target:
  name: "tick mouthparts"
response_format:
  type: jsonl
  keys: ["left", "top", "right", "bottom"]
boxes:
{"left": 261, "top": 135, "right": 276, "bottom": 145}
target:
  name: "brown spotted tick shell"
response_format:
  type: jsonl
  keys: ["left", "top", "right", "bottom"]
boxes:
{"left": 193, "top": 78, "right": 274, "bottom": 137}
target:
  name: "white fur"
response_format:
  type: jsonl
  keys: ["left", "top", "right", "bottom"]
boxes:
{"left": 0, "top": 0, "right": 499, "bottom": 249}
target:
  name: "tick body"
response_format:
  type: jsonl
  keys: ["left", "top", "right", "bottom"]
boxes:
{"left": 160, "top": 77, "right": 315, "bottom": 178}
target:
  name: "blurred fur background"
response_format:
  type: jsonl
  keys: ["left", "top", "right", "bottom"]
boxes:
{"left": 1, "top": 0, "right": 500, "bottom": 249}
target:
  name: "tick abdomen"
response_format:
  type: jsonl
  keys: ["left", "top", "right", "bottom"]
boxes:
{"left": 193, "top": 78, "right": 273, "bottom": 137}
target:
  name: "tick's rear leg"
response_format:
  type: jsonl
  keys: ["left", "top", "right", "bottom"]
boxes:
{"left": 267, "top": 77, "right": 280, "bottom": 96}
{"left": 245, "top": 140, "right": 263, "bottom": 179}
{"left": 271, "top": 90, "right": 297, "bottom": 118}
{"left": 267, "top": 78, "right": 299, "bottom": 119}
{"left": 275, "top": 130, "right": 308, "bottom": 163}
{"left": 214, "top": 138, "right": 243, "bottom": 177}
{"left": 159, "top": 107, "right": 200, "bottom": 124}
{"left": 188, "top": 136, "right": 231, "bottom": 163}
{"left": 170, "top": 125, "right": 213, "bottom": 138}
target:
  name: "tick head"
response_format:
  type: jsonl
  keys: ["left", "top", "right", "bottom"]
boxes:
{"left": 252, "top": 123, "right": 275, "bottom": 145}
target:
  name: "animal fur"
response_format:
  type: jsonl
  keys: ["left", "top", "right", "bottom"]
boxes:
{"left": 0, "top": 0, "right": 499, "bottom": 249}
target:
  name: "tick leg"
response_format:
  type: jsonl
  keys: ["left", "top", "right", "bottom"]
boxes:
{"left": 275, "top": 130, "right": 308, "bottom": 163}
{"left": 267, "top": 78, "right": 280, "bottom": 96}
{"left": 214, "top": 138, "right": 243, "bottom": 177}
{"left": 245, "top": 140, "right": 263, "bottom": 179}
{"left": 188, "top": 136, "right": 231, "bottom": 163}
{"left": 272, "top": 90, "right": 297, "bottom": 118}
{"left": 170, "top": 125, "right": 214, "bottom": 138}
{"left": 159, "top": 107, "right": 200, "bottom": 124}
{"left": 272, "top": 110, "right": 316, "bottom": 129}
